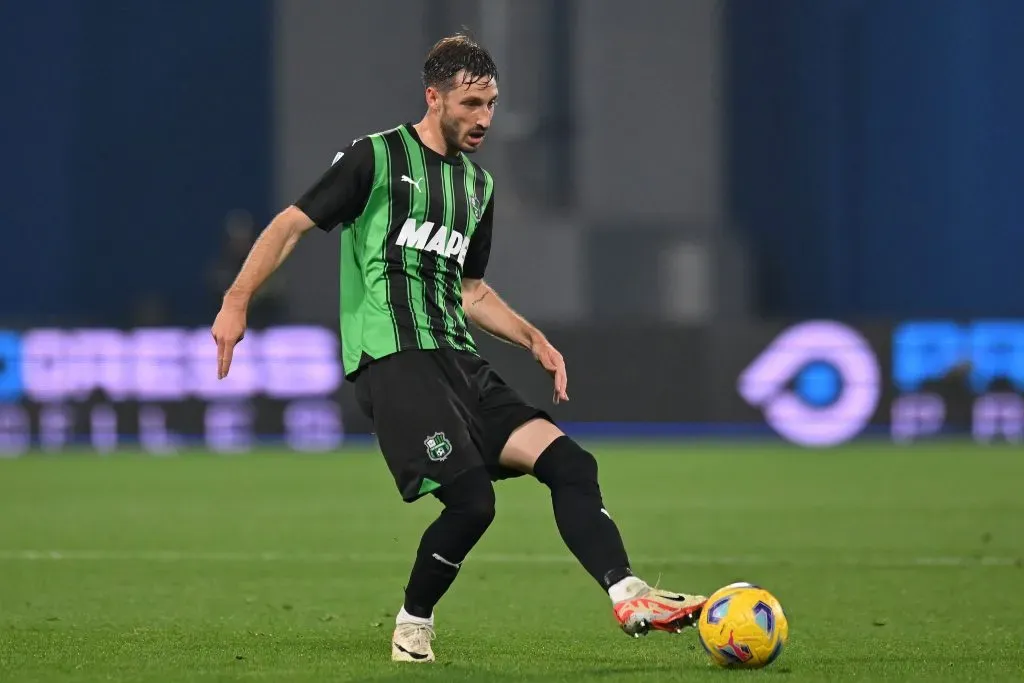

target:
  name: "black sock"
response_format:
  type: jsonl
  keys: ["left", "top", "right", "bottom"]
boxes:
{"left": 533, "top": 435, "right": 633, "bottom": 590}
{"left": 403, "top": 468, "right": 495, "bottom": 618}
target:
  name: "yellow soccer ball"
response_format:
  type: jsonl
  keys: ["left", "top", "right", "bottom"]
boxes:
{"left": 697, "top": 582, "right": 789, "bottom": 668}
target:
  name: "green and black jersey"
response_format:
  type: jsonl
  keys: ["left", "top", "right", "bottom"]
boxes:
{"left": 295, "top": 123, "right": 495, "bottom": 379}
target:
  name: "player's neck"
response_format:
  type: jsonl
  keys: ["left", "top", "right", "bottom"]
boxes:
{"left": 413, "top": 119, "right": 458, "bottom": 159}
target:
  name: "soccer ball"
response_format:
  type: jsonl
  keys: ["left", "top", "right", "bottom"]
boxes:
{"left": 697, "top": 582, "right": 789, "bottom": 669}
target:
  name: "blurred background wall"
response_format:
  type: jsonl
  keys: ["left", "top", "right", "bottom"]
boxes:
{"left": 2, "top": 0, "right": 1023, "bottom": 451}
{"left": 1, "top": 0, "right": 274, "bottom": 328}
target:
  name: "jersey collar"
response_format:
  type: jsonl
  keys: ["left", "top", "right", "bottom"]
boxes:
{"left": 403, "top": 123, "right": 465, "bottom": 166}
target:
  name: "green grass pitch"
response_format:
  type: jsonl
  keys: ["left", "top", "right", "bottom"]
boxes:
{"left": 1, "top": 441, "right": 1022, "bottom": 682}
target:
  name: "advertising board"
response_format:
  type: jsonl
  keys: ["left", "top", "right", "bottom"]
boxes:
{"left": 739, "top": 320, "right": 1024, "bottom": 446}
{"left": 0, "top": 326, "right": 344, "bottom": 454}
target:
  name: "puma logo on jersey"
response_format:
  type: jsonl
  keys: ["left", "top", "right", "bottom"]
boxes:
{"left": 395, "top": 218, "right": 469, "bottom": 264}
{"left": 400, "top": 175, "right": 423, "bottom": 192}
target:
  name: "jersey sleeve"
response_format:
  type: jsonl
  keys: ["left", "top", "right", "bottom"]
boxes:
{"left": 294, "top": 136, "right": 374, "bottom": 232}
{"left": 461, "top": 192, "right": 494, "bottom": 279}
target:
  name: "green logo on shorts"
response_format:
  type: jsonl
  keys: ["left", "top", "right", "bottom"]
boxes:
{"left": 424, "top": 432, "right": 452, "bottom": 462}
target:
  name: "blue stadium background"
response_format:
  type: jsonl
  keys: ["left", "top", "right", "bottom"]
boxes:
{"left": 2, "top": 0, "right": 1023, "bottom": 450}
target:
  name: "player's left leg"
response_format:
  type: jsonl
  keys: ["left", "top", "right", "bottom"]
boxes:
{"left": 497, "top": 419, "right": 707, "bottom": 637}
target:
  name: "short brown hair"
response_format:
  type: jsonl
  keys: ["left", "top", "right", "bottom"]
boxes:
{"left": 422, "top": 33, "right": 498, "bottom": 92}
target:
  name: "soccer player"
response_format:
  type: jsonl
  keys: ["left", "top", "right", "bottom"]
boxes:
{"left": 211, "top": 34, "right": 706, "bottom": 663}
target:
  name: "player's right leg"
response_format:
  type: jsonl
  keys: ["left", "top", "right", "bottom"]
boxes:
{"left": 353, "top": 350, "right": 494, "bottom": 663}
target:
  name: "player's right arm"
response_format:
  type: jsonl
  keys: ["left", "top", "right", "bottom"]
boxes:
{"left": 212, "top": 137, "right": 374, "bottom": 379}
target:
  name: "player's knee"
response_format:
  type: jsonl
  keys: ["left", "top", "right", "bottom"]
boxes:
{"left": 533, "top": 435, "right": 599, "bottom": 491}
{"left": 436, "top": 468, "right": 496, "bottom": 532}
{"left": 454, "top": 486, "right": 496, "bottom": 532}
{"left": 461, "top": 497, "right": 496, "bottom": 534}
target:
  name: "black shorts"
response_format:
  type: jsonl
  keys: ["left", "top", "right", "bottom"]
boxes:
{"left": 353, "top": 348, "right": 552, "bottom": 502}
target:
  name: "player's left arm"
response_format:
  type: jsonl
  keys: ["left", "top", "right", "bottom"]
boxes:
{"left": 462, "top": 278, "right": 568, "bottom": 404}
{"left": 460, "top": 194, "right": 568, "bottom": 403}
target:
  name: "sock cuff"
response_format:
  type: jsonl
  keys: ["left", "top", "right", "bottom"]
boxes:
{"left": 608, "top": 576, "right": 648, "bottom": 603}
{"left": 397, "top": 605, "right": 434, "bottom": 626}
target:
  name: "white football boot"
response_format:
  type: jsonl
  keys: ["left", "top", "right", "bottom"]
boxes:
{"left": 614, "top": 583, "right": 707, "bottom": 637}
{"left": 391, "top": 622, "right": 435, "bottom": 662}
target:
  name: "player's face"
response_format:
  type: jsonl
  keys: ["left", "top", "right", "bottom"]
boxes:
{"left": 438, "top": 72, "right": 498, "bottom": 154}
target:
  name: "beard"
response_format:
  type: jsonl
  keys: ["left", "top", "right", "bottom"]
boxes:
{"left": 439, "top": 108, "right": 465, "bottom": 154}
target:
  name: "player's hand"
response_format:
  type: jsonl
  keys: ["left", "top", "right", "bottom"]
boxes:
{"left": 211, "top": 302, "right": 247, "bottom": 380}
{"left": 531, "top": 338, "right": 569, "bottom": 404}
